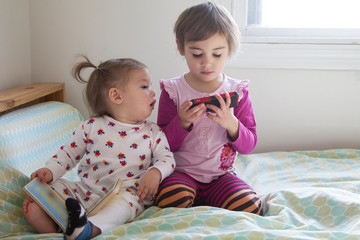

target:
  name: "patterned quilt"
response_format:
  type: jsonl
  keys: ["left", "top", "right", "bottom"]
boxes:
{"left": 1, "top": 149, "right": 359, "bottom": 240}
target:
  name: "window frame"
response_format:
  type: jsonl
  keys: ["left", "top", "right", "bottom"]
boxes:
{"left": 219, "top": 0, "right": 360, "bottom": 70}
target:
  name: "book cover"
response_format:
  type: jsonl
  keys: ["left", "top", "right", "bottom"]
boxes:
{"left": 23, "top": 177, "right": 68, "bottom": 231}
{"left": 24, "top": 178, "right": 122, "bottom": 231}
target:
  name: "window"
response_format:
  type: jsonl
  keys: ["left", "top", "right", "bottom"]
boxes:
{"left": 244, "top": 0, "right": 360, "bottom": 41}
{"left": 221, "top": 0, "right": 360, "bottom": 70}
{"left": 249, "top": 0, "right": 360, "bottom": 28}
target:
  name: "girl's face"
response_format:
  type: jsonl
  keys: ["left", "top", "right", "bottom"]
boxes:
{"left": 179, "top": 33, "right": 229, "bottom": 87}
{"left": 113, "top": 68, "right": 156, "bottom": 124}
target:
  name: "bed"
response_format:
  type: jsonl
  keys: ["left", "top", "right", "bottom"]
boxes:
{"left": 1, "top": 82, "right": 359, "bottom": 239}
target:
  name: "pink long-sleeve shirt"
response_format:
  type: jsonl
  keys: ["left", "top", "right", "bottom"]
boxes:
{"left": 157, "top": 74, "right": 257, "bottom": 183}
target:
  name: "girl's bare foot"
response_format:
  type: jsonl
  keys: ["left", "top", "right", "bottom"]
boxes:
{"left": 23, "top": 196, "right": 58, "bottom": 233}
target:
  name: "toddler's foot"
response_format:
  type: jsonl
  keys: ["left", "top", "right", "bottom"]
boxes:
{"left": 64, "top": 198, "right": 92, "bottom": 240}
{"left": 22, "top": 196, "right": 58, "bottom": 233}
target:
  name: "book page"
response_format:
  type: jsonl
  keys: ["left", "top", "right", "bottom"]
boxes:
{"left": 87, "top": 179, "right": 122, "bottom": 217}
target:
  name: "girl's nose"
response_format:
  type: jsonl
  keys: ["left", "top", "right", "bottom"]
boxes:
{"left": 201, "top": 56, "right": 210, "bottom": 67}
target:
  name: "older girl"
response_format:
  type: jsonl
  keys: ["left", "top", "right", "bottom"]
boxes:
{"left": 156, "top": 2, "right": 263, "bottom": 215}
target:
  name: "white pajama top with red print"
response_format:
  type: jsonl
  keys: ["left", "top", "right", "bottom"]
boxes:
{"left": 45, "top": 115, "right": 175, "bottom": 209}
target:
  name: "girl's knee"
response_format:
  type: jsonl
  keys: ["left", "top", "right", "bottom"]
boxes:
{"left": 225, "top": 192, "right": 263, "bottom": 215}
{"left": 246, "top": 197, "right": 264, "bottom": 216}
{"left": 156, "top": 185, "right": 195, "bottom": 208}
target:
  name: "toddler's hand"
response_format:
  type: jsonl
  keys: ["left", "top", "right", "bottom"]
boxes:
{"left": 137, "top": 168, "right": 162, "bottom": 203}
{"left": 206, "top": 92, "right": 239, "bottom": 140}
{"left": 30, "top": 168, "right": 53, "bottom": 183}
{"left": 179, "top": 100, "right": 206, "bottom": 130}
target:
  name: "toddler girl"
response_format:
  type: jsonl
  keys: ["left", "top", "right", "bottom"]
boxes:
{"left": 23, "top": 56, "right": 175, "bottom": 239}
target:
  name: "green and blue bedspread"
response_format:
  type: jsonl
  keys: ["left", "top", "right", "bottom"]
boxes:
{"left": 1, "top": 149, "right": 359, "bottom": 239}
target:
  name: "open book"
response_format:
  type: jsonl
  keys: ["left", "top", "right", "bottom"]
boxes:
{"left": 24, "top": 178, "right": 122, "bottom": 232}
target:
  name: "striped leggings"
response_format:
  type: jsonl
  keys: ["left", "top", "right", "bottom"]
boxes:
{"left": 155, "top": 171, "right": 263, "bottom": 215}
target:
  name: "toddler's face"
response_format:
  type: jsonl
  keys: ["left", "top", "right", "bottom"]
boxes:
{"left": 117, "top": 68, "right": 156, "bottom": 123}
{"left": 180, "top": 33, "right": 229, "bottom": 85}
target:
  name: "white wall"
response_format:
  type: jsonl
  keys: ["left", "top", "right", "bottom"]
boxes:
{"left": 226, "top": 67, "right": 360, "bottom": 152}
{"left": 0, "top": 0, "right": 31, "bottom": 91}
{"left": 28, "top": 0, "right": 198, "bottom": 119}
{"left": 1, "top": 0, "right": 359, "bottom": 153}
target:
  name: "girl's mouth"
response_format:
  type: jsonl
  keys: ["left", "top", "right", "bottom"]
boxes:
{"left": 150, "top": 100, "right": 156, "bottom": 109}
{"left": 201, "top": 71, "right": 213, "bottom": 75}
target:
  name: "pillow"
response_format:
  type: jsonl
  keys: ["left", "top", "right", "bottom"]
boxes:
{"left": 0, "top": 101, "right": 83, "bottom": 181}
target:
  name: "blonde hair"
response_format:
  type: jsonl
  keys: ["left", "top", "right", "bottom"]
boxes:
{"left": 174, "top": 2, "right": 240, "bottom": 56}
{"left": 72, "top": 56, "right": 148, "bottom": 117}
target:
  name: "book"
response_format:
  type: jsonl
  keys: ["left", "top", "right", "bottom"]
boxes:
{"left": 24, "top": 177, "right": 122, "bottom": 231}
{"left": 87, "top": 178, "right": 122, "bottom": 217}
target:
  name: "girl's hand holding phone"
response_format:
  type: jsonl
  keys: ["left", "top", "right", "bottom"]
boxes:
{"left": 179, "top": 100, "right": 206, "bottom": 130}
{"left": 206, "top": 92, "right": 239, "bottom": 140}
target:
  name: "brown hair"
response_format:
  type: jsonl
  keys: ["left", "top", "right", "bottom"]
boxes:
{"left": 72, "top": 55, "right": 147, "bottom": 117}
{"left": 174, "top": 2, "right": 240, "bottom": 56}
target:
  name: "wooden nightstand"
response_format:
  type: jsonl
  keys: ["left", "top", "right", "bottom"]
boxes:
{"left": 0, "top": 82, "right": 65, "bottom": 115}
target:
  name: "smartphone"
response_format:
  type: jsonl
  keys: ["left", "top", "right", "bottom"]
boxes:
{"left": 190, "top": 91, "right": 239, "bottom": 112}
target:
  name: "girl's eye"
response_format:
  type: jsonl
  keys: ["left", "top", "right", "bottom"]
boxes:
{"left": 192, "top": 54, "right": 202, "bottom": 58}
{"left": 213, "top": 54, "right": 222, "bottom": 58}
{"left": 141, "top": 85, "right": 149, "bottom": 89}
